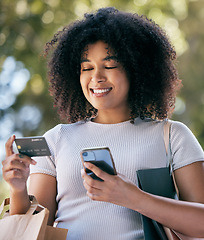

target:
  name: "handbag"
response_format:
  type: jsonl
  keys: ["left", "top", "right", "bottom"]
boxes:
{"left": 137, "top": 120, "right": 203, "bottom": 240}
{"left": 0, "top": 195, "right": 68, "bottom": 240}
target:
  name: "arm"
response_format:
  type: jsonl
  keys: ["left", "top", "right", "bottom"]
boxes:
{"left": 2, "top": 135, "right": 57, "bottom": 226}
{"left": 174, "top": 161, "right": 204, "bottom": 203}
{"left": 2, "top": 135, "right": 34, "bottom": 215}
{"left": 137, "top": 161, "right": 204, "bottom": 237}
{"left": 29, "top": 173, "right": 57, "bottom": 226}
{"left": 81, "top": 161, "right": 204, "bottom": 237}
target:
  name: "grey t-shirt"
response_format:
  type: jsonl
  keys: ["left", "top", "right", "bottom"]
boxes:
{"left": 30, "top": 118, "right": 204, "bottom": 240}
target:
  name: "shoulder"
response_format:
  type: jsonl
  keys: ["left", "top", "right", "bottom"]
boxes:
{"left": 168, "top": 120, "right": 204, "bottom": 169}
{"left": 168, "top": 119, "right": 202, "bottom": 149}
{"left": 44, "top": 121, "right": 86, "bottom": 136}
{"left": 170, "top": 120, "right": 190, "bottom": 131}
{"left": 43, "top": 121, "right": 86, "bottom": 143}
{"left": 135, "top": 118, "right": 193, "bottom": 132}
{"left": 169, "top": 120, "right": 198, "bottom": 141}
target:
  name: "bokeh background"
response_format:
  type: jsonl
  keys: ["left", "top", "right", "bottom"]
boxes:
{"left": 0, "top": 0, "right": 204, "bottom": 203}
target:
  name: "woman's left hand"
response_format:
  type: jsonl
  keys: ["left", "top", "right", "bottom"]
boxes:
{"left": 81, "top": 162, "right": 141, "bottom": 208}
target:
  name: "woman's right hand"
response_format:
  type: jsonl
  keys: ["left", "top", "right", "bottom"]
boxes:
{"left": 2, "top": 135, "right": 37, "bottom": 193}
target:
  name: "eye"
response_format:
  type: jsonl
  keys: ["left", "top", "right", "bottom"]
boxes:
{"left": 105, "top": 66, "right": 117, "bottom": 69}
{"left": 82, "top": 68, "right": 94, "bottom": 72}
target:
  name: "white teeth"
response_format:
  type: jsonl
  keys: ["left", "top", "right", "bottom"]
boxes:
{"left": 93, "top": 88, "right": 110, "bottom": 94}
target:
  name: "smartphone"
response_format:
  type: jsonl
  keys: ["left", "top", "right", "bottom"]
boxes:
{"left": 80, "top": 147, "right": 117, "bottom": 181}
{"left": 14, "top": 136, "right": 51, "bottom": 157}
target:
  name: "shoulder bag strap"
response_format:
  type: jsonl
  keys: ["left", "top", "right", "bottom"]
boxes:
{"left": 163, "top": 120, "right": 179, "bottom": 197}
{"left": 163, "top": 120, "right": 172, "bottom": 168}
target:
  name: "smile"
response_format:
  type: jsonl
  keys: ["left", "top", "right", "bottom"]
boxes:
{"left": 90, "top": 88, "right": 112, "bottom": 96}
{"left": 91, "top": 88, "right": 112, "bottom": 94}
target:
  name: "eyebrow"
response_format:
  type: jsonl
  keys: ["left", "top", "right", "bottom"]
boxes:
{"left": 80, "top": 56, "right": 118, "bottom": 63}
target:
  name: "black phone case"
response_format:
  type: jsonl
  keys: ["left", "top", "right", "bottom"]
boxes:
{"left": 81, "top": 147, "right": 117, "bottom": 181}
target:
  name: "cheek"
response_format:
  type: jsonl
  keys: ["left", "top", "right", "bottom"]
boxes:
{"left": 80, "top": 77, "right": 89, "bottom": 98}
{"left": 116, "top": 74, "right": 129, "bottom": 92}
{"left": 80, "top": 76, "right": 86, "bottom": 90}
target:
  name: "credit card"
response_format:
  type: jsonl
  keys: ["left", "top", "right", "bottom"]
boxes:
{"left": 14, "top": 137, "right": 51, "bottom": 157}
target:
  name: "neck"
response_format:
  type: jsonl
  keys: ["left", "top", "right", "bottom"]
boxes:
{"left": 93, "top": 109, "right": 131, "bottom": 124}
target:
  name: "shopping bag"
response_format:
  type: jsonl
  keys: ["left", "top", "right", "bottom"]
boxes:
{"left": 0, "top": 196, "right": 68, "bottom": 240}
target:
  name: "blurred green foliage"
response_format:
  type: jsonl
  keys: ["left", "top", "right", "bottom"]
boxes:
{"left": 0, "top": 0, "right": 204, "bottom": 203}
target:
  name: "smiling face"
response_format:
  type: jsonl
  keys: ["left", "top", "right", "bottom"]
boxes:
{"left": 80, "top": 41, "right": 130, "bottom": 122}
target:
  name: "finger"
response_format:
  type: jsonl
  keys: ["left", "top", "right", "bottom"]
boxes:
{"left": 81, "top": 168, "right": 103, "bottom": 189}
{"left": 81, "top": 168, "right": 105, "bottom": 186}
{"left": 3, "top": 159, "right": 29, "bottom": 172}
{"left": 86, "top": 191, "right": 102, "bottom": 201}
{"left": 2, "top": 154, "right": 36, "bottom": 171}
{"left": 83, "top": 180, "right": 102, "bottom": 201}
{"left": 5, "top": 135, "right": 15, "bottom": 157}
{"left": 84, "top": 162, "right": 111, "bottom": 181}
{"left": 18, "top": 154, "right": 37, "bottom": 166}
{"left": 3, "top": 165, "right": 29, "bottom": 178}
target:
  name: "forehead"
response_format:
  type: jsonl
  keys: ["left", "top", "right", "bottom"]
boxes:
{"left": 81, "top": 41, "right": 114, "bottom": 60}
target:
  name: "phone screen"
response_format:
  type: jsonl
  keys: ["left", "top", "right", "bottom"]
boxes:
{"left": 80, "top": 147, "right": 117, "bottom": 181}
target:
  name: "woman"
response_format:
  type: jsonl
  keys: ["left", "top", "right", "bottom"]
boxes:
{"left": 2, "top": 7, "right": 204, "bottom": 239}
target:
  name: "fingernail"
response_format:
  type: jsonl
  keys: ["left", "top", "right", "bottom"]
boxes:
{"left": 84, "top": 162, "right": 89, "bottom": 168}
{"left": 31, "top": 159, "right": 37, "bottom": 165}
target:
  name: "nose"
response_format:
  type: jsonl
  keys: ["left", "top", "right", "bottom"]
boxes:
{"left": 91, "top": 69, "right": 106, "bottom": 83}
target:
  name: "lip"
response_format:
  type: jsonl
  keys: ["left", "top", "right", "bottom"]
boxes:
{"left": 90, "top": 87, "right": 112, "bottom": 97}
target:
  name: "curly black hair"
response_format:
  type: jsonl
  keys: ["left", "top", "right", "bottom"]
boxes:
{"left": 44, "top": 7, "right": 182, "bottom": 123}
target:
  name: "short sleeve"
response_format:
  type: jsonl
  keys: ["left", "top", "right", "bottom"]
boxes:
{"left": 170, "top": 121, "right": 204, "bottom": 170}
{"left": 30, "top": 124, "right": 62, "bottom": 177}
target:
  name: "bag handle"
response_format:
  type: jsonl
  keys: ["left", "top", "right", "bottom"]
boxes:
{"left": 0, "top": 198, "right": 10, "bottom": 215}
{"left": 164, "top": 120, "right": 174, "bottom": 171}
{"left": 164, "top": 120, "right": 171, "bottom": 156}
{"left": 0, "top": 195, "right": 43, "bottom": 216}
{"left": 163, "top": 120, "right": 179, "bottom": 197}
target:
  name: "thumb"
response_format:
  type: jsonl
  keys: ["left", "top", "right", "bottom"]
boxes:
{"left": 5, "top": 135, "right": 15, "bottom": 157}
